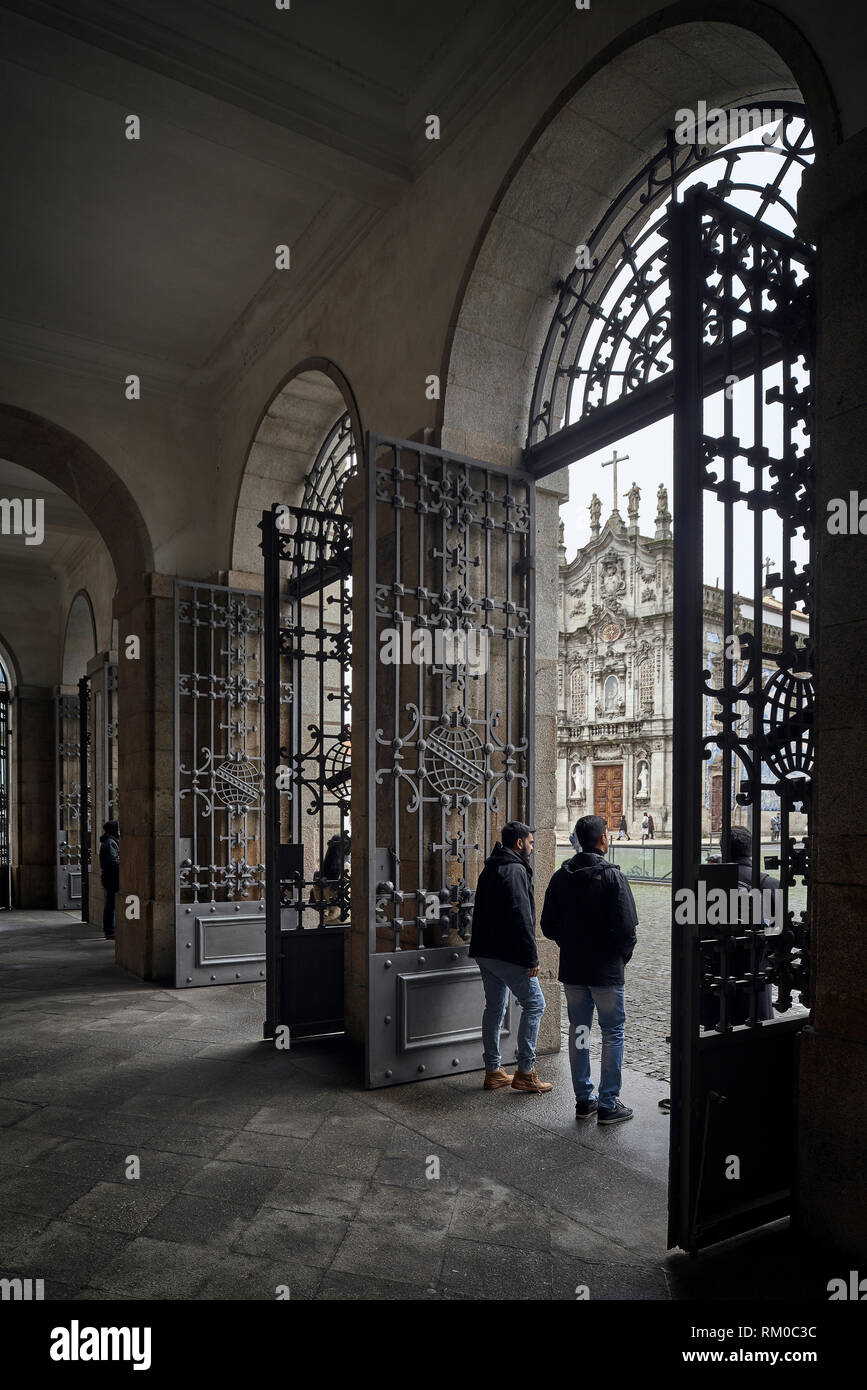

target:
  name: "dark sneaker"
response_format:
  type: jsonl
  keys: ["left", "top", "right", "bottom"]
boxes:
{"left": 575, "top": 1098, "right": 598, "bottom": 1121}
{"left": 597, "top": 1099, "right": 633, "bottom": 1125}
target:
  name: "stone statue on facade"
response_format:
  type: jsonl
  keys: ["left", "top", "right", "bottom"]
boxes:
{"left": 589, "top": 492, "right": 602, "bottom": 537}
{"left": 654, "top": 483, "right": 672, "bottom": 541}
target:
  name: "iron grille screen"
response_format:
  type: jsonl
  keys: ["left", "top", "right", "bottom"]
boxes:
{"left": 367, "top": 437, "right": 535, "bottom": 952}
{"left": 175, "top": 583, "right": 265, "bottom": 904}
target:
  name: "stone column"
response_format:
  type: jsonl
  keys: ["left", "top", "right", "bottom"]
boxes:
{"left": 114, "top": 574, "right": 175, "bottom": 981}
{"left": 796, "top": 132, "right": 867, "bottom": 1255}
{"left": 14, "top": 686, "right": 55, "bottom": 907}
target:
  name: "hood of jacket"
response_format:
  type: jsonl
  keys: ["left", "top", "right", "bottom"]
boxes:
{"left": 562, "top": 850, "right": 608, "bottom": 879}
{"left": 101, "top": 821, "right": 119, "bottom": 842}
{"left": 487, "top": 842, "right": 533, "bottom": 877}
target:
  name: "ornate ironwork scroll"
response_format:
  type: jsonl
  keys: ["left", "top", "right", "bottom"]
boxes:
{"left": 55, "top": 692, "right": 82, "bottom": 909}
{"left": 365, "top": 435, "right": 534, "bottom": 1087}
{"left": 668, "top": 187, "right": 814, "bottom": 1252}
{"left": 302, "top": 413, "right": 357, "bottom": 519}
{"left": 174, "top": 582, "right": 266, "bottom": 986}
{"left": 528, "top": 106, "right": 813, "bottom": 461}
{"left": 692, "top": 192, "right": 814, "bottom": 1023}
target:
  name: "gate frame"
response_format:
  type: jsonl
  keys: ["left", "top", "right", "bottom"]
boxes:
{"left": 363, "top": 432, "right": 535, "bottom": 1089}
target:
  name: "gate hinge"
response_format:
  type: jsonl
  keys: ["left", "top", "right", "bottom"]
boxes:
{"left": 515, "top": 554, "right": 536, "bottom": 576}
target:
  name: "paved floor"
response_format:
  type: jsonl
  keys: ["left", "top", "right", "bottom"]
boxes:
{"left": 0, "top": 911, "right": 844, "bottom": 1301}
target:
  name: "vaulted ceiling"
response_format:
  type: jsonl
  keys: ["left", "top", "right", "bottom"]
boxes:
{"left": 0, "top": 0, "right": 566, "bottom": 389}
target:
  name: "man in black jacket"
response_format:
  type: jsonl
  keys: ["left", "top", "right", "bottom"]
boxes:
{"left": 541, "top": 814, "right": 638, "bottom": 1124}
{"left": 469, "top": 821, "right": 553, "bottom": 1095}
{"left": 99, "top": 819, "right": 119, "bottom": 941}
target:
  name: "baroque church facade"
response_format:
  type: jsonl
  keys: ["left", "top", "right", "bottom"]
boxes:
{"left": 557, "top": 483, "right": 807, "bottom": 843}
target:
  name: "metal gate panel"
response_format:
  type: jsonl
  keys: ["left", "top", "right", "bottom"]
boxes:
{"left": 669, "top": 189, "right": 814, "bottom": 1251}
{"left": 55, "top": 692, "right": 82, "bottom": 909}
{"left": 366, "top": 434, "right": 534, "bottom": 1088}
{"left": 80, "top": 660, "right": 119, "bottom": 925}
{"left": 0, "top": 668, "right": 10, "bottom": 908}
{"left": 262, "top": 504, "right": 352, "bottom": 1042}
{"left": 174, "top": 582, "right": 266, "bottom": 986}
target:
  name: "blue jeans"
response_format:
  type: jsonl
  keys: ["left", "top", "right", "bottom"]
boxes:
{"left": 475, "top": 956, "right": 545, "bottom": 1073}
{"left": 564, "top": 983, "right": 625, "bottom": 1109}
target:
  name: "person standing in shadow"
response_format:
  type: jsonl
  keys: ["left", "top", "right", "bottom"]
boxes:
{"left": 99, "top": 819, "right": 119, "bottom": 941}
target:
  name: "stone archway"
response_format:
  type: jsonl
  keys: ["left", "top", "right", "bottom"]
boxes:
{"left": 440, "top": 15, "right": 835, "bottom": 468}
{"left": 0, "top": 405, "right": 154, "bottom": 592}
{"left": 61, "top": 591, "right": 97, "bottom": 687}
{"left": 230, "top": 359, "right": 363, "bottom": 581}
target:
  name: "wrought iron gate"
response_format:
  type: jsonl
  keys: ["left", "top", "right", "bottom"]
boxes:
{"left": 262, "top": 504, "right": 352, "bottom": 1042}
{"left": 366, "top": 435, "right": 534, "bottom": 1088}
{"left": 174, "top": 582, "right": 266, "bottom": 986}
{"left": 669, "top": 189, "right": 814, "bottom": 1251}
{"left": 55, "top": 692, "right": 82, "bottom": 909}
{"left": 0, "top": 665, "right": 10, "bottom": 909}
{"left": 79, "top": 660, "right": 118, "bottom": 924}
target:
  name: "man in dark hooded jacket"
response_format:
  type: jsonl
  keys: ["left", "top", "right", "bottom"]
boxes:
{"left": 99, "top": 819, "right": 119, "bottom": 941}
{"left": 469, "top": 821, "right": 553, "bottom": 1095}
{"left": 541, "top": 814, "right": 638, "bottom": 1124}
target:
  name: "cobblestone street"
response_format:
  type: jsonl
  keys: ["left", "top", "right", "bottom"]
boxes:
{"left": 557, "top": 879, "right": 809, "bottom": 1086}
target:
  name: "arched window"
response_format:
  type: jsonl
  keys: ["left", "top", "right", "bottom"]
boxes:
{"left": 638, "top": 659, "right": 653, "bottom": 711}
{"left": 570, "top": 667, "right": 586, "bottom": 719}
{"left": 604, "top": 674, "right": 619, "bottom": 712}
{"left": 529, "top": 107, "right": 812, "bottom": 445}
{"left": 302, "top": 413, "right": 357, "bottom": 515}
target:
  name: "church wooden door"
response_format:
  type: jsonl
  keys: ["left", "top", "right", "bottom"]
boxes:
{"left": 593, "top": 763, "right": 622, "bottom": 830}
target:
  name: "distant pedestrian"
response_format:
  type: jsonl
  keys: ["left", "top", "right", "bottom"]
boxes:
{"left": 541, "top": 814, "right": 638, "bottom": 1125}
{"left": 647, "top": 814, "right": 655, "bottom": 840}
{"left": 469, "top": 821, "right": 552, "bottom": 1095}
{"left": 618, "top": 814, "right": 628, "bottom": 840}
{"left": 98, "top": 819, "right": 119, "bottom": 941}
{"left": 700, "top": 825, "right": 778, "bottom": 1027}
{"left": 641, "top": 812, "right": 649, "bottom": 838}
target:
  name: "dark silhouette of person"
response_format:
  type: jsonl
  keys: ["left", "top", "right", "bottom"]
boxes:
{"left": 700, "top": 824, "right": 779, "bottom": 1027}
{"left": 98, "top": 819, "right": 119, "bottom": 941}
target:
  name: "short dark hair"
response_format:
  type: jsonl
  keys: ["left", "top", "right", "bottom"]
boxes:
{"left": 725, "top": 825, "right": 752, "bottom": 861}
{"left": 574, "top": 814, "right": 606, "bottom": 851}
{"left": 502, "top": 821, "right": 532, "bottom": 849}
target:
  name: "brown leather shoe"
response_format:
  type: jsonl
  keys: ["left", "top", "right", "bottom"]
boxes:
{"left": 511, "top": 1067, "right": 553, "bottom": 1094}
{"left": 483, "top": 1067, "right": 513, "bottom": 1090}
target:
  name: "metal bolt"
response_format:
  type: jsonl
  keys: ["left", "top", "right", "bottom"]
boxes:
{"left": 186, "top": 976, "right": 192, "bottom": 983}
{"left": 418, "top": 956, "right": 425, "bottom": 965}
{"left": 185, "top": 907, "right": 191, "bottom": 914}
{"left": 417, "top": 1064, "right": 426, "bottom": 1073}
{"left": 185, "top": 942, "right": 191, "bottom": 949}
{"left": 451, "top": 1058, "right": 460, "bottom": 1066}
{"left": 385, "top": 1070, "right": 393, "bottom": 1078}
{"left": 384, "top": 1015, "right": 391, "bottom": 1024}
{"left": 450, "top": 952, "right": 459, "bottom": 961}
{"left": 210, "top": 975, "right": 216, "bottom": 981}
{"left": 384, "top": 959, "right": 392, "bottom": 969}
